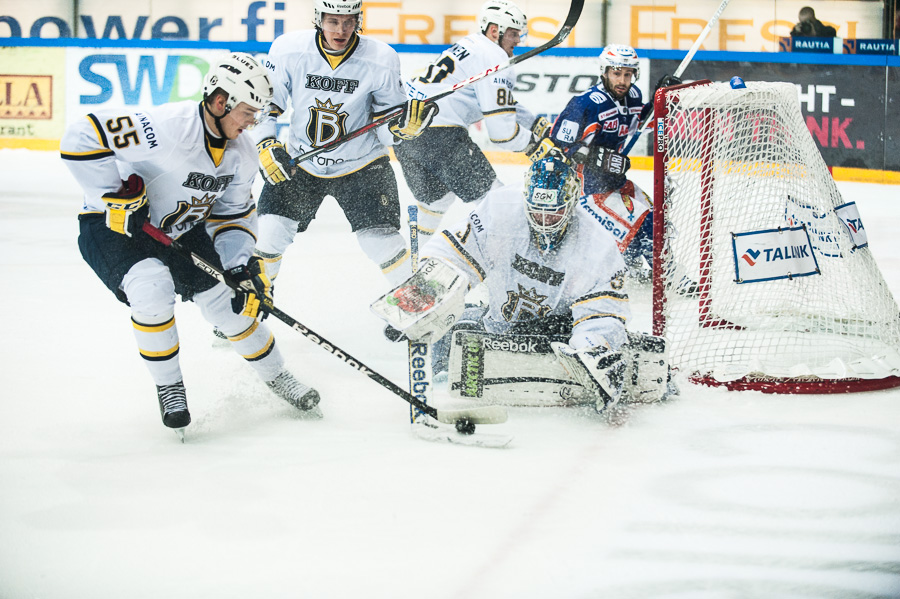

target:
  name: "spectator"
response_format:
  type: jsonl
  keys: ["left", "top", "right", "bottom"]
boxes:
{"left": 791, "top": 6, "right": 837, "bottom": 38}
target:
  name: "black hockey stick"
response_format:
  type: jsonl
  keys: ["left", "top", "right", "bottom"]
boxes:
{"left": 290, "top": 0, "right": 584, "bottom": 167}
{"left": 622, "top": 0, "right": 732, "bottom": 155}
{"left": 141, "top": 222, "right": 507, "bottom": 431}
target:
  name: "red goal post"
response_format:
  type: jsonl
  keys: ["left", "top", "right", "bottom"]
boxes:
{"left": 651, "top": 79, "right": 900, "bottom": 393}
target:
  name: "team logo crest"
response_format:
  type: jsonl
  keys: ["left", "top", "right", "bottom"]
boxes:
{"left": 307, "top": 98, "right": 348, "bottom": 147}
{"left": 501, "top": 284, "right": 552, "bottom": 322}
{"left": 160, "top": 193, "right": 217, "bottom": 229}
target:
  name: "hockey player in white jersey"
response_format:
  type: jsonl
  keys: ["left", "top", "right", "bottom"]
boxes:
{"left": 252, "top": 0, "right": 437, "bottom": 290}
{"left": 60, "top": 53, "right": 320, "bottom": 433}
{"left": 395, "top": 0, "right": 553, "bottom": 248}
{"left": 373, "top": 157, "right": 673, "bottom": 413}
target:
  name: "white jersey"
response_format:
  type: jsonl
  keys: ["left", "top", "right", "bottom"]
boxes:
{"left": 255, "top": 30, "right": 407, "bottom": 178}
{"left": 60, "top": 101, "right": 258, "bottom": 269}
{"left": 422, "top": 184, "right": 630, "bottom": 350}
{"left": 405, "top": 33, "right": 535, "bottom": 151}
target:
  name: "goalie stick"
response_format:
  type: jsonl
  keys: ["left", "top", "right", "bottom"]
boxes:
{"left": 140, "top": 222, "right": 507, "bottom": 436}
{"left": 290, "top": 0, "right": 585, "bottom": 167}
{"left": 621, "top": 0, "right": 732, "bottom": 155}
{"left": 406, "top": 205, "right": 433, "bottom": 425}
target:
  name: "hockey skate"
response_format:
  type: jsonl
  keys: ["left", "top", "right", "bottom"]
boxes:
{"left": 156, "top": 381, "right": 191, "bottom": 429}
{"left": 266, "top": 370, "right": 321, "bottom": 413}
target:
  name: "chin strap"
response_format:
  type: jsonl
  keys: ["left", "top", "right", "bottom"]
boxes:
{"left": 203, "top": 96, "right": 230, "bottom": 139}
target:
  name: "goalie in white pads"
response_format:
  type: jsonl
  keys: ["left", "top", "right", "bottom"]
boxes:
{"left": 372, "top": 156, "right": 674, "bottom": 413}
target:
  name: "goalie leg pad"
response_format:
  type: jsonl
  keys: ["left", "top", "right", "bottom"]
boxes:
{"left": 448, "top": 331, "right": 592, "bottom": 407}
{"left": 622, "top": 331, "right": 676, "bottom": 403}
{"left": 551, "top": 343, "right": 627, "bottom": 413}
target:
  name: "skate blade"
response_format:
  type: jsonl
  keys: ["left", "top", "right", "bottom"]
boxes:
{"left": 173, "top": 427, "right": 186, "bottom": 443}
{"left": 292, "top": 405, "right": 324, "bottom": 420}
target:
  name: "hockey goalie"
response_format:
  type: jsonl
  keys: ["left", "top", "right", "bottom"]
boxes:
{"left": 372, "top": 156, "right": 676, "bottom": 414}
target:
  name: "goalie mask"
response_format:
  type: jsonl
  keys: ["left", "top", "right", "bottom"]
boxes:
{"left": 599, "top": 44, "right": 640, "bottom": 82}
{"left": 524, "top": 156, "right": 580, "bottom": 253}
{"left": 478, "top": 0, "right": 528, "bottom": 40}
{"left": 314, "top": 0, "right": 363, "bottom": 32}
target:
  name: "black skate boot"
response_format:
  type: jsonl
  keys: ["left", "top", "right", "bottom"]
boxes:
{"left": 156, "top": 381, "right": 191, "bottom": 429}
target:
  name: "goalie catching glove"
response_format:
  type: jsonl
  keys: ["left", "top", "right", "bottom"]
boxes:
{"left": 102, "top": 173, "right": 149, "bottom": 238}
{"left": 257, "top": 137, "right": 292, "bottom": 185}
{"left": 228, "top": 256, "right": 273, "bottom": 320}
{"left": 389, "top": 99, "right": 439, "bottom": 141}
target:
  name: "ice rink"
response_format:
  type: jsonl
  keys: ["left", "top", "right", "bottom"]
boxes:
{"left": 1, "top": 148, "right": 899, "bottom": 598}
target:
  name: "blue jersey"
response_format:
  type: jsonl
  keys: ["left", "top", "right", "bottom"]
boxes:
{"left": 550, "top": 83, "right": 646, "bottom": 193}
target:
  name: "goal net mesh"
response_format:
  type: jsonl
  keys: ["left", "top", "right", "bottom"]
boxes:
{"left": 653, "top": 80, "right": 900, "bottom": 390}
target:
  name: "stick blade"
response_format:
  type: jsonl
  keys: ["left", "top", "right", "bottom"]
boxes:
{"left": 412, "top": 421, "right": 513, "bottom": 449}
{"left": 434, "top": 405, "right": 508, "bottom": 425}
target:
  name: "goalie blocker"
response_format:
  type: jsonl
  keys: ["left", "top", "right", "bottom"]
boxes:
{"left": 448, "top": 330, "right": 676, "bottom": 411}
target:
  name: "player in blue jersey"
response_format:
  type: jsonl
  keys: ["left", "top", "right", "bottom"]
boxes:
{"left": 538, "top": 44, "right": 679, "bottom": 282}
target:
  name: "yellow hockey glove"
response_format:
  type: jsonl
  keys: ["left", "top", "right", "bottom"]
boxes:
{"left": 257, "top": 137, "right": 292, "bottom": 185}
{"left": 102, "top": 173, "right": 148, "bottom": 237}
{"left": 229, "top": 256, "right": 273, "bottom": 320}
{"left": 389, "top": 99, "right": 439, "bottom": 141}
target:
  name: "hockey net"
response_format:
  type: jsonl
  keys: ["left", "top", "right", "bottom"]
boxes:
{"left": 652, "top": 80, "right": 900, "bottom": 393}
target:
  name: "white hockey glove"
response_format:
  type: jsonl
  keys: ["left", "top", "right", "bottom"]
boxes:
{"left": 389, "top": 99, "right": 439, "bottom": 141}
{"left": 622, "top": 332, "right": 676, "bottom": 403}
{"left": 257, "top": 137, "right": 292, "bottom": 184}
{"left": 371, "top": 258, "right": 468, "bottom": 342}
{"left": 102, "top": 173, "right": 148, "bottom": 238}
{"left": 551, "top": 343, "right": 626, "bottom": 414}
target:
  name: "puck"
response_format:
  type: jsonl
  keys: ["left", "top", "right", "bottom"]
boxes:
{"left": 455, "top": 418, "right": 476, "bottom": 435}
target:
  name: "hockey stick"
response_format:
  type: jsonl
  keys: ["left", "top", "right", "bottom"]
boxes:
{"left": 406, "top": 205, "right": 433, "bottom": 424}
{"left": 622, "top": 0, "right": 732, "bottom": 155}
{"left": 290, "top": 0, "right": 584, "bottom": 167}
{"left": 141, "top": 222, "right": 507, "bottom": 432}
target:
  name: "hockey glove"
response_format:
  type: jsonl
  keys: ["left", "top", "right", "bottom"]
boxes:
{"left": 228, "top": 256, "right": 273, "bottom": 320}
{"left": 654, "top": 73, "right": 682, "bottom": 95}
{"left": 527, "top": 138, "right": 567, "bottom": 163}
{"left": 102, "top": 173, "right": 149, "bottom": 238}
{"left": 389, "top": 99, "right": 438, "bottom": 141}
{"left": 551, "top": 343, "right": 626, "bottom": 414}
{"left": 523, "top": 116, "right": 553, "bottom": 158}
{"left": 257, "top": 137, "right": 292, "bottom": 185}
{"left": 572, "top": 146, "right": 630, "bottom": 175}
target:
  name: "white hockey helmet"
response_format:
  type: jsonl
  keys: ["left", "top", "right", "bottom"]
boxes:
{"left": 599, "top": 44, "right": 640, "bottom": 81}
{"left": 524, "top": 156, "right": 580, "bottom": 253}
{"left": 314, "top": 0, "right": 363, "bottom": 32}
{"left": 202, "top": 52, "right": 273, "bottom": 113}
{"left": 478, "top": 0, "right": 528, "bottom": 39}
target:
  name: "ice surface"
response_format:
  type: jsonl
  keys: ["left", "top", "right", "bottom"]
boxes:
{"left": 1, "top": 149, "right": 899, "bottom": 598}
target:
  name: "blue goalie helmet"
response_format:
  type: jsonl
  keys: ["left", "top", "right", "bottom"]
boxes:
{"left": 524, "top": 156, "right": 580, "bottom": 253}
